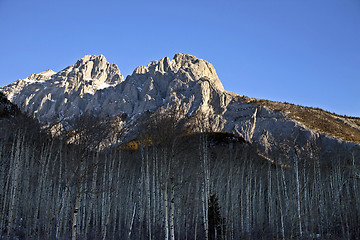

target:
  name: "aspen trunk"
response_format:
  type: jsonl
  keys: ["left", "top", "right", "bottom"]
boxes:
{"left": 200, "top": 134, "right": 209, "bottom": 240}
{"left": 103, "top": 153, "right": 115, "bottom": 240}
{"left": 152, "top": 147, "right": 157, "bottom": 235}
{"left": 164, "top": 182, "right": 170, "bottom": 240}
{"left": 302, "top": 163, "right": 308, "bottom": 234}
{"left": 294, "top": 156, "right": 302, "bottom": 237}
{"left": 170, "top": 184, "right": 175, "bottom": 240}
{"left": 267, "top": 162, "right": 272, "bottom": 230}
{"left": 7, "top": 135, "right": 22, "bottom": 238}
{"left": 72, "top": 185, "right": 81, "bottom": 240}
{"left": 101, "top": 157, "right": 108, "bottom": 237}
{"left": 56, "top": 190, "right": 66, "bottom": 239}
{"left": 145, "top": 146, "right": 152, "bottom": 240}
{"left": 128, "top": 203, "right": 136, "bottom": 239}
{"left": 276, "top": 164, "right": 285, "bottom": 240}
{"left": 85, "top": 164, "right": 98, "bottom": 237}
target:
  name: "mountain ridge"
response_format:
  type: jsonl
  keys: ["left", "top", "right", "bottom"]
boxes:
{"left": 1, "top": 53, "right": 359, "bottom": 158}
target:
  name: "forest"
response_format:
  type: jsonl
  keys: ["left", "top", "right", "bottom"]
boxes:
{"left": 1, "top": 101, "right": 360, "bottom": 240}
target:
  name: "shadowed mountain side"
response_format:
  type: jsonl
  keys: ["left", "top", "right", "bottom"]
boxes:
{"left": 0, "top": 92, "right": 41, "bottom": 141}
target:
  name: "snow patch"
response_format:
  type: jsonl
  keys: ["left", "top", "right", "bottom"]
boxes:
{"left": 9, "top": 94, "right": 17, "bottom": 101}
{"left": 23, "top": 78, "right": 45, "bottom": 84}
{"left": 97, "top": 82, "right": 111, "bottom": 90}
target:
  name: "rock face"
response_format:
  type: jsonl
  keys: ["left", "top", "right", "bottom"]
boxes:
{"left": 1, "top": 55, "right": 123, "bottom": 122}
{"left": 1, "top": 53, "right": 359, "bottom": 157}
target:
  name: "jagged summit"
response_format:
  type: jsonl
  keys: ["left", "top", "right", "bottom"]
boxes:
{"left": 0, "top": 54, "right": 124, "bottom": 122}
{"left": 81, "top": 54, "right": 106, "bottom": 62}
{"left": 38, "top": 69, "right": 56, "bottom": 77}
{"left": 58, "top": 54, "right": 123, "bottom": 85}
{"left": 132, "top": 53, "right": 224, "bottom": 91}
{"left": 26, "top": 69, "right": 56, "bottom": 82}
{"left": 0, "top": 53, "right": 227, "bottom": 128}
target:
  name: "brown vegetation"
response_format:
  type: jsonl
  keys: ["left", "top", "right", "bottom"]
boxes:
{"left": 253, "top": 99, "right": 360, "bottom": 144}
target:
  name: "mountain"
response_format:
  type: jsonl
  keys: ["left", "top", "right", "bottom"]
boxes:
{"left": 1, "top": 54, "right": 360, "bottom": 239}
{"left": 1, "top": 53, "right": 359, "bottom": 158}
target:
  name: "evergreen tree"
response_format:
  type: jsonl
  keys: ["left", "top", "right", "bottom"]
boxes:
{"left": 208, "top": 193, "right": 225, "bottom": 240}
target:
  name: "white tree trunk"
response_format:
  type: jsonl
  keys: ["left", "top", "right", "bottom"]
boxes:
{"left": 128, "top": 202, "right": 136, "bottom": 239}
{"left": 200, "top": 134, "right": 209, "bottom": 240}
{"left": 267, "top": 162, "right": 272, "bottom": 229}
{"left": 72, "top": 185, "right": 81, "bottom": 240}
{"left": 170, "top": 184, "right": 175, "bottom": 240}
{"left": 294, "top": 156, "right": 302, "bottom": 237}
{"left": 164, "top": 182, "right": 170, "bottom": 240}
{"left": 103, "top": 155, "right": 114, "bottom": 240}
{"left": 7, "top": 135, "right": 22, "bottom": 237}
{"left": 145, "top": 147, "right": 152, "bottom": 240}
{"left": 276, "top": 164, "right": 285, "bottom": 240}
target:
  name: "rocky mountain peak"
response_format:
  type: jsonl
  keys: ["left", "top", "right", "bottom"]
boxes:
{"left": 132, "top": 53, "right": 224, "bottom": 91}
{"left": 173, "top": 53, "right": 199, "bottom": 63}
{"left": 80, "top": 54, "right": 106, "bottom": 62}
{"left": 27, "top": 69, "right": 56, "bottom": 82}
{"left": 39, "top": 69, "right": 56, "bottom": 76}
{"left": 0, "top": 54, "right": 125, "bottom": 123}
{"left": 1, "top": 53, "right": 359, "bottom": 157}
{"left": 61, "top": 54, "right": 123, "bottom": 86}
{"left": 173, "top": 53, "right": 224, "bottom": 91}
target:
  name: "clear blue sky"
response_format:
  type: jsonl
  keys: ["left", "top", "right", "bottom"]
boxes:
{"left": 0, "top": 0, "right": 359, "bottom": 116}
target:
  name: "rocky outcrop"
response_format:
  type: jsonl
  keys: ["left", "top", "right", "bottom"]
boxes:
{"left": 1, "top": 55, "right": 123, "bottom": 122}
{"left": 27, "top": 69, "right": 56, "bottom": 81}
{"left": 1, "top": 53, "right": 359, "bottom": 157}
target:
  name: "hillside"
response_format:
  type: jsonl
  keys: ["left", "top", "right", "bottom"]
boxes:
{"left": 252, "top": 98, "right": 360, "bottom": 144}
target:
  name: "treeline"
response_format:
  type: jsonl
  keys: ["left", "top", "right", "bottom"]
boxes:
{"left": 0, "top": 109, "right": 360, "bottom": 239}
